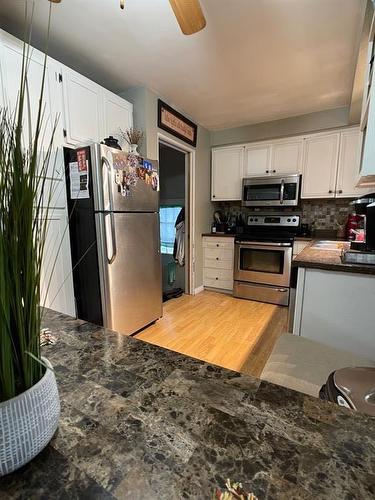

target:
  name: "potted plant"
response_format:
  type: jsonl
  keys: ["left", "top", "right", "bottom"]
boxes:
{"left": 0, "top": 41, "right": 60, "bottom": 475}
{"left": 120, "top": 126, "right": 144, "bottom": 155}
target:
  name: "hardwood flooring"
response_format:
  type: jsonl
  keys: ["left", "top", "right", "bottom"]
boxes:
{"left": 136, "top": 290, "right": 288, "bottom": 377}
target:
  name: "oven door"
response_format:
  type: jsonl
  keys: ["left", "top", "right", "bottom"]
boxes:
{"left": 234, "top": 241, "right": 292, "bottom": 287}
{"left": 242, "top": 175, "right": 300, "bottom": 207}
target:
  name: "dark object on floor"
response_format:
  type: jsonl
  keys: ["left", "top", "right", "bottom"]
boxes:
{"left": 163, "top": 288, "right": 183, "bottom": 302}
{"left": 319, "top": 367, "right": 375, "bottom": 416}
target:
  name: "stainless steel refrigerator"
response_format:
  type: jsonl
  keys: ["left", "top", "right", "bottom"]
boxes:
{"left": 64, "top": 143, "right": 162, "bottom": 335}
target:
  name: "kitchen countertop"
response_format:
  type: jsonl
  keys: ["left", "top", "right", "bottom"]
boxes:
{"left": 293, "top": 241, "right": 375, "bottom": 276}
{"left": 1, "top": 310, "right": 375, "bottom": 499}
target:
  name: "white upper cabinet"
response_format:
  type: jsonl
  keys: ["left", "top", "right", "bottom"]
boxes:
{"left": 358, "top": 12, "right": 375, "bottom": 184}
{"left": 271, "top": 138, "right": 303, "bottom": 175}
{"left": 243, "top": 138, "right": 302, "bottom": 177}
{"left": 102, "top": 90, "right": 133, "bottom": 147}
{"left": 211, "top": 146, "right": 244, "bottom": 201}
{"left": 62, "top": 67, "right": 102, "bottom": 145}
{"left": 336, "top": 128, "right": 371, "bottom": 198}
{"left": 243, "top": 144, "right": 271, "bottom": 176}
{"left": 0, "top": 34, "right": 62, "bottom": 154}
{"left": 301, "top": 132, "right": 340, "bottom": 199}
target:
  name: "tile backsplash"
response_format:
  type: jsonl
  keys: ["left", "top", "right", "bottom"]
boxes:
{"left": 299, "top": 199, "right": 352, "bottom": 229}
{"left": 215, "top": 198, "right": 353, "bottom": 231}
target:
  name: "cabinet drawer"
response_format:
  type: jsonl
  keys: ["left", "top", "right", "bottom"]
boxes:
{"left": 204, "top": 257, "right": 233, "bottom": 270}
{"left": 203, "top": 237, "right": 234, "bottom": 250}
{"left": 204, "top": 268, "right": 233, "bottom": 281}
{"left": 204, "top": 277, "right": 233, "bottom": 291}
{"left": 204, "top": 247, "right": 233, "bottom": 261}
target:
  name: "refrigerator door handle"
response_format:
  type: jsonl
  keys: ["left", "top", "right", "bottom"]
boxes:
{"left": 102, "top": 157, "right": 114, "bottom": 212}
{"left": 105, "top": 212, "right": 117, "bottom": 264}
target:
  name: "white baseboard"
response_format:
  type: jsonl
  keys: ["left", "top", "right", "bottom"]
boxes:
{"left": 194, "top": 285, "right": 204, "bottom": 295}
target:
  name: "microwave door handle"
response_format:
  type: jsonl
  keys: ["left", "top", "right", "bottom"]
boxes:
{"left": 280, "top": 179, "right": 285, "bottom": 205}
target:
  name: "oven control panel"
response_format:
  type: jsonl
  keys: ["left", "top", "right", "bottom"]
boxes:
{"left": 246, "top": 215, "right": 300, "bottom": 227}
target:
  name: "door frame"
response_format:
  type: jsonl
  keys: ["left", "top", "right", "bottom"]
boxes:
{"left": 157, "top": 132, "right": 195, "bottom": 294}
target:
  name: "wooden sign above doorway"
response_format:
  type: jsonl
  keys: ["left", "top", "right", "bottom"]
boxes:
{"left": 158, "top": 99, "right": 197, "bottom": 147}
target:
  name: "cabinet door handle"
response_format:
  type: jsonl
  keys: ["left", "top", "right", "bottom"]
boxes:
{"left": 338, "top": 189, "right": 343, "bottom": 194}
{"left": 328, "top": 190, "right": 333, "bottom": 193}
{"left": 216, "top": 244, "right": 219, "bottom": 247}
{"left": 272, "top": 169, "right": 276, "bottom": 173}
{"left": 213, "top": 195, "right": 216, "bottom": 198}
{"left": 215, "top": 277, "right": 218, "bottom": 280}
{"left": 266, "top": 170, "right": 269, "bottom": 173}
{"left": 216, "top": 257, "right": 219, "bottom": 260}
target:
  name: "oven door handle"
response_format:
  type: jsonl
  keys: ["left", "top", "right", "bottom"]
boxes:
{"left": 280, "top": 179, "right": 285, "bottom": 205}
{"left": 235, "top": 240, "right": 292, "bottom": 247}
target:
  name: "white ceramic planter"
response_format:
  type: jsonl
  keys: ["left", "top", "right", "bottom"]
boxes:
{"left": 0, "top": 357, "right": 60, "bottom": 476}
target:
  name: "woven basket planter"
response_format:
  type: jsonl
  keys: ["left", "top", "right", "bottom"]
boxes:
{"left": 0, "top": 357, "right": 60, "bottom": 476}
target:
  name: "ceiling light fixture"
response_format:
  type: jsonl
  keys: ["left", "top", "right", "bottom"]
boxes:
{"left": 48, "top": 0, "right": 206, "bottom": 35}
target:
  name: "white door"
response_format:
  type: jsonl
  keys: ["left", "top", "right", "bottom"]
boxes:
{"left": 40, "top": 211, "right": 75, "bottom": 317}
{"left": 336, "top": 128, "right": 372, "bottom": 198}
{"left": 102, "top": 89, "right": 133, "bottom": 148}
{"left": 271, "top": 138, "right": 303, "bottom": 175}
{"left": 301, "top": 132, "right": 340, "bottom": 198}
{"left": 62, "top": 67, "right": 102, "bottom": 145}
{"left": 243, "top": 144, "right": 271, "bottom": 176}
{"left": 211, "top": 146, "right": 244, "bottom": 201}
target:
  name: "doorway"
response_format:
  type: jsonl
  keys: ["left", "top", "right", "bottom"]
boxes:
{"left": 158, "top": 141, "right": 189, "bottom": 300}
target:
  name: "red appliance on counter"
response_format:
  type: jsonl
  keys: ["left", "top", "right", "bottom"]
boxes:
{"left": 345, "top": 213, "right": 364, "bottom": 241}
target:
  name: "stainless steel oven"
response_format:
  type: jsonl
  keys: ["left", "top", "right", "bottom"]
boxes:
{"left": 233, "top": 214, "right": 299, "bottom": 306}
{"left": 242, "top": 174, "right": 301, "bottom": 208}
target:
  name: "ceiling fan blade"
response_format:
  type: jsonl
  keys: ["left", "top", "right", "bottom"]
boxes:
{"left": 169, "top": 0, "right": 206, "bottom": 35}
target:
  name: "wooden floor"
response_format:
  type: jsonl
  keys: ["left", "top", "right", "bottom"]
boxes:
{"left": 136, "top": 290, "right": 288, "bottom": 378}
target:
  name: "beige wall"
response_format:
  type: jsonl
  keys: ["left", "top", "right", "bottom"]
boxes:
{"left": 210, "top": 106, "right": 351, "bottom": 146}
{"left": 121, "top": 87, "right": 213, "bottom": 290}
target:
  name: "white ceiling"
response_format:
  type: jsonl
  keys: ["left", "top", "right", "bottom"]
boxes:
{"left": 0, "top": 0, "right": 367, "bottom": 130}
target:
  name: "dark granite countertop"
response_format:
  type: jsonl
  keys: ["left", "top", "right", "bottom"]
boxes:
{"left": 1, "top": 310, "right": 375, "bottom": 499}
{"left": 293, "top": 241, "right": 375, "bottom": 276}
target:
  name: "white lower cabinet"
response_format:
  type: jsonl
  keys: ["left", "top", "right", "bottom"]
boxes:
{"left": 293, "top": 268, "right": 375, "bottom": 360}
{"left": 40, "top": 209, "right": 75, "bottom": 317}
{"left": 203, "top": 237, "right": 234, "bottom": 292}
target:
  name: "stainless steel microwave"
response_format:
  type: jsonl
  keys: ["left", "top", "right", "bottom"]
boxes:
{"left": 242, "top": 174, "right": 301, "bottom": 207}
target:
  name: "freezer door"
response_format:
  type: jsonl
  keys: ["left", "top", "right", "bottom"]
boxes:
{"left": 91, "top": 143, "right": 159, "bottom": 212}
{"left": 96, "top": 212, "right": 162, "bottom": 335}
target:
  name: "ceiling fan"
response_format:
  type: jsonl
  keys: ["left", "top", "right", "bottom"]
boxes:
{"left": 48, "top": 0, "right": 206, "bottom": 35}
